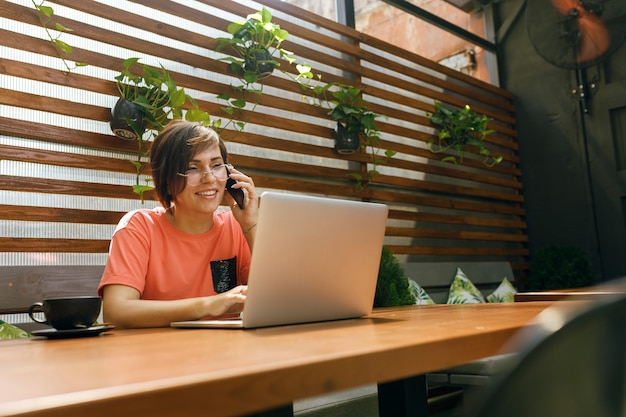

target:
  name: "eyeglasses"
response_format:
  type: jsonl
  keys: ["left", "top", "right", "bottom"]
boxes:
{"left": 177, "top": 163, "right": 232, "bottom": 184}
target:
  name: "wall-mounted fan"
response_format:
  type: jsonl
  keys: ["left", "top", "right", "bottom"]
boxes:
{"left": 526, "top": 0, "right": 626, "bottom": 113}
{"left": 527, "top": 0, "right": 626, "bottom": 70}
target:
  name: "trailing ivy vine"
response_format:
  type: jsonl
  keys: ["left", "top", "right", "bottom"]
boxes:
{"left": 31, "top": 0, "right": 87, "bottom": 73}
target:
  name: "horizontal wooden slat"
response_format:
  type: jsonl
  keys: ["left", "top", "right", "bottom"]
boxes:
{"left": 0, "top": 144, "right": 139, "bottom": 175}
{"left": 0, "top": 205, "right": 124, "bottom": 225}
{"left": 386, "top": 227, "right": 529, "bottom": 242}
{"left": 0, "top": 175, "right": 154, "bottom": 201}
{"left": 0, "top": 238, "right": 110, "bottom": 253}
{"left": 0, "top": 89, "right": 110, "bottom": 122}
{"left": 386, "top": 245, "right": 529, "bottom": 256}
{"left": 387, "top": 209, "right": 527, "bottom": 229}
{"left": 0, "top": 117, "right": 137, "bottom": 153}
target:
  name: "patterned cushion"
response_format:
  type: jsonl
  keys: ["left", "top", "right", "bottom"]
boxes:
{"left": 487, "top": 278, "right": 517, "bottom": 303}
{"left": 446, "top": 268, "right": 486, "bottom": 304}
{"left": 0, "top": 320, "right": 30, "bottom": 339}
{"left": 409, "top": 280, "right": 436, "bottom": 305}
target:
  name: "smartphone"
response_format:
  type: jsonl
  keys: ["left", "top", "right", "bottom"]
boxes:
{"left": 225, "top": 165, "right": 245, "bottom": 209}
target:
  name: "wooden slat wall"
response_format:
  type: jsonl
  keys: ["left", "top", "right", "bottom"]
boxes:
{"left": 0, "top": 0, "right": 527, "bottom": 281}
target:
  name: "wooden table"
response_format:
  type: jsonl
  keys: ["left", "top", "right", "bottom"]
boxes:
{"left": 0, "top": 302, "right": 556, "bottom": 417}
{"left": 515, "top": 281, "right": 626, "bottom": 302}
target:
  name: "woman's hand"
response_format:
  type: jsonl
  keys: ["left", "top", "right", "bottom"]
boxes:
{"left": 205, "top": 285, "right": 247, "bottom": 317}
{"left": 225, "top": 166, "right": 259, "bottom": 248}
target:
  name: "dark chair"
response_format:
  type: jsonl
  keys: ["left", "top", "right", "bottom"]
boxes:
{"left": 470, "top": 288, "right": 626, "bottom": 417}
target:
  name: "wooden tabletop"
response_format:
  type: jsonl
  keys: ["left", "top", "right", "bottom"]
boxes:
{"left": 515, "top": 290, "right": 626, "bottom": 302}
{"left": 0, "top": 302, "right": 557, "bottom": 417}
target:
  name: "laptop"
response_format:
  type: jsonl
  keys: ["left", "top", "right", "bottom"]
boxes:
{"left": 171, "top": 191, "right": 388, "bottom": 329}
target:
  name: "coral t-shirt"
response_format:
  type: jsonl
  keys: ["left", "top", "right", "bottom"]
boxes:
{"left": 98, "top": 207, "right": 250, "bottom": 300}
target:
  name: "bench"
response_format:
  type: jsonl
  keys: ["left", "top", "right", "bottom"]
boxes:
{"left": 0, "top": 265, "right": 104, "bottom": 333}
{"left": 402, "top": 261, "right": 515, "bottom": 304}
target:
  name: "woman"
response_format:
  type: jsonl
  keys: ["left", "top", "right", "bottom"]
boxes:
{"left": 98, "top": 121, "right": 259, "bottom": 328}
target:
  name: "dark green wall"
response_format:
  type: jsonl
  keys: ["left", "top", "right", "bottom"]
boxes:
{"left": 495, "top": 0, "right": 626, "bottom": 282}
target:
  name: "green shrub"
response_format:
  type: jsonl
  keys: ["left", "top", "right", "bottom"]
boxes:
{"left": 527, "top": 245, "right": 599, "bottom": 291}
{"left": 374, "top": 247, "right": 416, "bottom": 307}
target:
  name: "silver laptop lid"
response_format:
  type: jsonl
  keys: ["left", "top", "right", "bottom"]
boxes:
{"left": 241, "top": 191, "right": 388, "bottom": 328}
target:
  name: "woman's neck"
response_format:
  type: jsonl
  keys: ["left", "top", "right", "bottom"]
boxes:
{"left": 167, "top": 206, "right": 214, "bottom": 234}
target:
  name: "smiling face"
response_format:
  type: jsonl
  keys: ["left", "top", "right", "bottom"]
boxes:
{"left": 172, "top": 144, "right": 228, "bottom": 217}
{"left": 150, "top": 120, "right": 229, "bottom": 209}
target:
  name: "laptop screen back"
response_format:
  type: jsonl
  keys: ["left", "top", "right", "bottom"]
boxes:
{"left": 240, "top": 191, "right": 388, "bottom": 328}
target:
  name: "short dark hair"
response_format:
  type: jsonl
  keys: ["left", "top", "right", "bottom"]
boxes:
{"left": 150, "top": 120, "right": 228, "bottom": 208}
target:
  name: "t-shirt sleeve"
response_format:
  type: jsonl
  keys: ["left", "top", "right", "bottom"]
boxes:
{"left": 98, "top": 211, "right": 152, "bottom": 297}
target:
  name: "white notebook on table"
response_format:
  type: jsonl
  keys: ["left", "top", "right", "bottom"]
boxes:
{"left": 171, "top": 191, "right": 388, "bottom": 329}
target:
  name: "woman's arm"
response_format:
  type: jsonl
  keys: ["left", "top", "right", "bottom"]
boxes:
{"left": 102, "top": 284, "right": 247, "bottom": 329}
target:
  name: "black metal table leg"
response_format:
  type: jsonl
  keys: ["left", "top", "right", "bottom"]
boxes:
{"left": 378, "top": 374, "right": 429, "bottom": 417}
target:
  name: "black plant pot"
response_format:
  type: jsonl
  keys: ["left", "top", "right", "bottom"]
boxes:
{"left": 244, "top": 48, "right": 275, "bottom": 79}
{"left": 110, "top": 98, "right": 146, "bottom": 140}
{"left": 333, "top": 123, "right": 361, "bottom": 154}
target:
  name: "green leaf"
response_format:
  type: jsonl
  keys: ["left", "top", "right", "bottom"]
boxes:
{"left": 274, "top": 28, "right": 289, "bottom": 41}
{"left": 185, "top": 109, "right": 210, "bottom": 123}
{"left": 284, "top": 55, "right": 296, "bottom": 65}
{"left": 243, "top": 71, "right": 259, "bottom": 84}
{"left": 219, "top": 56, "right": 244, "bottom": 66}
{"left": 441, "top": 156, "right": 459, "bottom": 164}
{"left": 53, "top": 39, "right": 72, "bottom": 54}
{"left": 296, "top": 64, "right": 313, "bottom": 78}
{"left": 260, "top": 7, "right": 272, "bottom": 24}
{"left": 185, "top": 94, "right": 199, "bottom": 108}
{"left": 169, "top": 88, "right": 186, "bottom": 108}
{"left": 123, "top": 57, "right": 141, "bottom": 69}
{"left": 347, "top": 173, "right": 362, "bottom": 182}
{"left": 231, "top": 99, "right": 246, "bottom": 109}
{"left": 133, "top": 184, "right": 154, "bottom": 194}
{"left": 36, "top": 4, "right": 54, "bottom": 18}
{"left": 226, "top": 22, "right": 244, "bottom": 36}
{"left": 0, "top": 321, "right": 30, "bottom": 339}
{"left": 55, "top": 22, "right": 72, "bottom": 33}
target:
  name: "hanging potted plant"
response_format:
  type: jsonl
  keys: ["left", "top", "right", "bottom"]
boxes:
{"left": 111, "top": 57, "right": 209, "bottom": 139}
{"left": 111, "top": 58, "right": 211, "bottom": 200}
{"left": 307, "top": 81, "right": 395, "bottom": 190}
{"left": 427, "top": 101, "right": 502, "bottom": 166}
{"left": 216, "top": 7, "right": 291, "bottom": 83}
{"left": 326, "top": 84, "right": 379, "bottom": 154}
{"left": 109, "top": 96, "right": 146, "bottom": 141}
{"left": 214, "top": 7, "right": 313, "bottom": 134}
